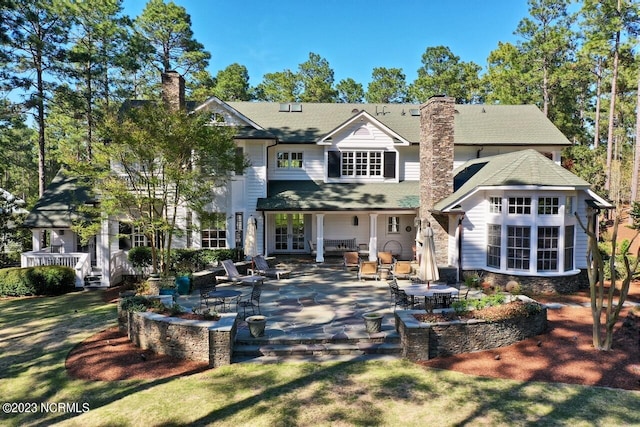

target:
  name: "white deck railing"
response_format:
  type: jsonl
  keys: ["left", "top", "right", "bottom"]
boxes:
{"left": 21, "top": 249, "right": 91, "bottom": 287}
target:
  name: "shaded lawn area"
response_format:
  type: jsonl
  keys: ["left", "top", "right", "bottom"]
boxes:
{"left": 0, "top": 291, "right": 638, "bottom": 426}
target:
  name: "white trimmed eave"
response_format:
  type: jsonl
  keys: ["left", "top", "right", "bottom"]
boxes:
{"left": 193, "top": 96, "right": 265, "bottom": 130}
{"left": 586, "top": 189, "right": 614, "bottom": 209}
{"left": 437, "top": 185, "right": 593, "bottom": 213}
{"left": 317, "top": 110, "right": 410, "bottom": 146}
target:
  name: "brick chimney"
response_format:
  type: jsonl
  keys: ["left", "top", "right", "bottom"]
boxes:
{"left": 161, "top": 71, "right": 185, "bottom": 111}
{"left": 419, "top": 96, "right": 455, "bottom": 264}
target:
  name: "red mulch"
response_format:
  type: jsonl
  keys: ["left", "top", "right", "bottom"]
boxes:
{"left": 66, "top": 282, "right": 640, "bottom": 390}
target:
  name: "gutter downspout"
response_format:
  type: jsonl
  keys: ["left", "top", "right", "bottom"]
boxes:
{"left": 457, "top": 214, "right": 465, "bottom": 283}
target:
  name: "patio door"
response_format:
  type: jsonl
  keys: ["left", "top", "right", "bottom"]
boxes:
{"left": 274, "top": 214, "right": 305, "bottom": 252}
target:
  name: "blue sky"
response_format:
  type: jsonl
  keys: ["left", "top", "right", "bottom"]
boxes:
{"left": 127, "top": 0, "right": 532, "bottom": 87}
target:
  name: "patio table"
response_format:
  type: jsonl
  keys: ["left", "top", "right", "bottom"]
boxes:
{"left": 400, "top": 283, "right": 459, "bottom": 308}
{"left": 208, "top": 289, "right": 242, "bottom": 312}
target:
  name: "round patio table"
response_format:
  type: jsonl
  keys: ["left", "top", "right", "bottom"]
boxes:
{"left": 208, "top": 289, "right": 242, "bottom": 312}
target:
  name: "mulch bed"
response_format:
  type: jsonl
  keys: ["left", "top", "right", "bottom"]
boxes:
{"left": 67, "top": 283, "right": 640, "bottom": 390}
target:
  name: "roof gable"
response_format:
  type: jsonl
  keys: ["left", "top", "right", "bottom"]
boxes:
{"left": 318, "top": 110, "right": 410, "bottom": 146}
{"left": 23, "top": 169, "right": 94, "bottom": 229}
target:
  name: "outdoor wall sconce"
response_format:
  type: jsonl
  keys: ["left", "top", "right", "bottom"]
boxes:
{"left": 353, "top": 216, "right": 359, "bottom": 226}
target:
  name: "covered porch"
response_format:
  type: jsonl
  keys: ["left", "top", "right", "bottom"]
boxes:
{"left": 257, "top": 180, "right": 421, "bottom": 262}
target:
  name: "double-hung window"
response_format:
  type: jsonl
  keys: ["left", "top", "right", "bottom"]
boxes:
{"left": 341, "top": 151, "right": 382, "bottom": 177}
{"left": 487, "top": 193, "right": 576, "bottom": 274}
{"left": 201, "top": 213, "right": 227, "bottom": 248}
{"left": 507, "top": 226, "right": 531, "bottom": 270}
{"left": 487, "top": 224, "right": 501, "bottom": 268}
{"left": 537, "top": 226, "right": 559, "bottom": 271}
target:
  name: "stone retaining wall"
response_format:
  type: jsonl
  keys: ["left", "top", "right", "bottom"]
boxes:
{"left": 118, "top": 304, "right": 237, "bottom": 367}
{"left": 394, "top": 297, "right": 547, "bottom": 361}
{"left": 479, "top": 271, "right": 589, "bottom": 294}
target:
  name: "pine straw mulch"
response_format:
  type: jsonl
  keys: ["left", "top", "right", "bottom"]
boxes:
{"left": 65, "top": 283, "right": 640, "bottom": 390}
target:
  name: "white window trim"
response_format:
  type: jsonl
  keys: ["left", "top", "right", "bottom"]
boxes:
{"left": 485, "top": 192, "right": 579, "bottom": 276}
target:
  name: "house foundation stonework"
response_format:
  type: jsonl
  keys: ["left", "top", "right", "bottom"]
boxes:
{"left": 480, "top": 270, "right": 589, "bottom": 294}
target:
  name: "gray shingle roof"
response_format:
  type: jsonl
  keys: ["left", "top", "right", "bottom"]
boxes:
{"left": 23, "top": 169, "right": 95, "bottom": 228}
{"left": 434, "top": 149, "right": 593, "bottom": 212}
{"left": 225, "top": 102, "right": 571, "bottom": 146}
{"left": 257, "top": 180, "right": 420, "bottom": 211}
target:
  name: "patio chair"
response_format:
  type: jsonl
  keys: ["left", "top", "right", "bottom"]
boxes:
{"left": 390, "top": 286, "right": 411, "bottom": 311}
{"left": 387, "top": 278, "right": 399, "bottom": 305}
{"left": 199, "top": 282, "right": 224, "bottom": 311}
{"left": 343, "top": 251, "right": 360, "bottom": 270}
{"left": 433, "top": 292, "right": 452, "bottom": 309}
{"left": 391, "top": 260, "right": 413, "bottom": 279}
{"left": 221, "top": 259, "right": 264, "bottom": 286}
{"left": 377, "top": 251, "right": 394, "bottom": 269}
{"left": 252, "top": 255, "right": 291, "bottom": 279}
{"left": 237, "top": 285, "right": 262, "bottom": 319}
{"left": 452, "top": 286, "right": 469, "bottom": 302}
{"left": 358, "top": 260, "right": 380, "bottom": 280}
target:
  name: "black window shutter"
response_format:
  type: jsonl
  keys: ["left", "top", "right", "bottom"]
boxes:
{"left": 328, "top": 151, "right": 340, "bottom": 177}
{"left": 383, "top": 151, "right": 396, "bottom": 178}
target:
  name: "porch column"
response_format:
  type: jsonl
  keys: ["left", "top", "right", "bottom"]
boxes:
{"left": 31, "top": 230, "right": 41, "bottom": 251}
{"left": 99, "top": 217, "right": 111, "bottom": 287}
{"left": 315, "top": 214, "right": 324, "bottom": 263}
{"left": 369, "top": 213, "right": 378, "bottom": 262}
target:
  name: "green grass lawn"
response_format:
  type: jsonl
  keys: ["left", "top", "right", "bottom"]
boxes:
{"left": 0, "top": 291, "right": 638, "bottom": 426}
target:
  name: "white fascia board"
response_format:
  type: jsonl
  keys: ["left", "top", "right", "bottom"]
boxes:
{"left": 317, "top": 110, "right": 410, "bottom": 146}
{"left": 586, "top": 189, "right": 613, "bottom": 208}
{"left": 193, "top": 97, "right": 265, "bottom": 130}
{"left": 438, "top": 185, "right": 588, "bottom": 213}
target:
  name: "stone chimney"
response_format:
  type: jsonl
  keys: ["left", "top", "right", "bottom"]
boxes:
{"left": 161, "top": 71, "right": 185, "bottom": 111}
{"left": 419, "top": 96, "right": 455, "bottom": 264}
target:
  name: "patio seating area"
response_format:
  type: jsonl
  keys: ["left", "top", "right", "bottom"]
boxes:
{"left": 176, "top": 257, "right": 481, "bottom": 346}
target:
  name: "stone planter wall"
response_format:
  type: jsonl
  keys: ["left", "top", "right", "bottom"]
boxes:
{"left": 118, "top": 307, "right": 237, "bottom": 367}
{"left": 394, "top": 296, "right": 547, "bottom": 361}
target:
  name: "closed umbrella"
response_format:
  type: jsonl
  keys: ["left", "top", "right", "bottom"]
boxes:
{"left": 419, "top": 224, "right": 440, "bottom": 287}
{"left": 244, "top": 216, "right": 258, "bottom": 260}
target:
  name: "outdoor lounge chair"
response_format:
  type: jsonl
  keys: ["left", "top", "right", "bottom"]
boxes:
{"left": 221, "top": 259, "right": 264, "bottom": 286}
{"left": 252, "top": 255, "right": 291, "bottom": 279}
{"left": 358, "top": 260, "right": 380, "bottom": 280}
{"left": 377, "top": 251, "right": 394, "bottom": 269}
{"left": 343, "top": 251, "right": 360, "bottom": 270}
{"left": 391, "top": 260, "right": 413, "bottom": 279}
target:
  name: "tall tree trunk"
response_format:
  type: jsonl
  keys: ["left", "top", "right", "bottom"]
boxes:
{"left": 542, "top": 59, "right": 550, "bottom": 117}
{"left": 605, "top": 0, "right": 622, "bottom": 195}
{"left": 36, "top": 58, "right": 46, "bottom": 197}
{"left": 631, "top": 69, "right": 640, "bottom": 204}
{"left": 593, "top": 60, "right": 603, "bottom": 148}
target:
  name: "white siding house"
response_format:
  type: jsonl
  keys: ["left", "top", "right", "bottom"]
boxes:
{"left": 23, "top": 74, "right": 610, "bottom": 292}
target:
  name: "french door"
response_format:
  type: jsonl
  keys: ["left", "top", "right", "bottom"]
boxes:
{"left": 274, "top": 214, "right": 305, "bottom": 252}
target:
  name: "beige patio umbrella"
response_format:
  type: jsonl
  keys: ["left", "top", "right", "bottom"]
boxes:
{"left": 244, "top": 216, "right": 258, "bottom": 261}
{"left": 419, "top": 224, "right": 440, "bottom": 287}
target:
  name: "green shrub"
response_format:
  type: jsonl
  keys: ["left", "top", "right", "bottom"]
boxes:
{"left": 0, "top": 266, "right": 75, "bottom": 296}
{"left": 128, "top": 246, "right": 152, "bottom": 271}
{"left": 120, "top": 295, "right": 150, "bottom": 312}
{"left": 452, "top": 293, "right": 506, "bottom": 314}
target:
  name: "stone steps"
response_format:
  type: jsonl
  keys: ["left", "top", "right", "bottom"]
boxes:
{"left": 232, "top": 331, "right": 402, "bottom": 364}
